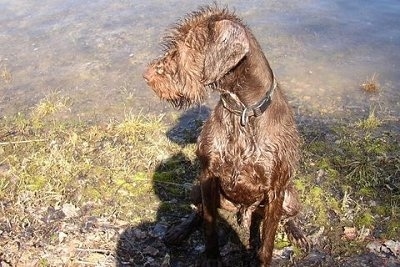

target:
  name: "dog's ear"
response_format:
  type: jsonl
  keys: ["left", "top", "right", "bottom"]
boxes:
{"left": 202, "top": 20, "right": 249, "bottom": 84}
{"left": 185, "top": 26, "right": 207, "bottom": 50}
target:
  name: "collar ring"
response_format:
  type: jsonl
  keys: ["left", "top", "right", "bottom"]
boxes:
{"left": 240, "top": 107, "right": 249, "bottom": 126}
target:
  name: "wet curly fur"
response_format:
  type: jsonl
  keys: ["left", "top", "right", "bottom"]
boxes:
{"left": 144, "top": 6, "right": 309, "bottom": 266}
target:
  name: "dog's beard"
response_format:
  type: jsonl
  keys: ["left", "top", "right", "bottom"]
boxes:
{"left": 165, "top": 88, "right": 206, "bottom": 109}
{"left": 167, "top": 96, "right": 193, "bottom": 109}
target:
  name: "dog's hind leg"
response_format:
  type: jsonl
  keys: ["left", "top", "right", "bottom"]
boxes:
{"left": 282, "top": 182, "right": 310, "bottom": 251}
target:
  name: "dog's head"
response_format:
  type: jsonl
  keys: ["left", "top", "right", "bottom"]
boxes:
{"left": 143, "top": 7, "right": 250, "bottom": 109}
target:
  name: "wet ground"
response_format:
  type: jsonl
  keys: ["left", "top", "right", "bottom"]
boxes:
{"left": 1, "top": 0, "right": 399, "bottom": 122}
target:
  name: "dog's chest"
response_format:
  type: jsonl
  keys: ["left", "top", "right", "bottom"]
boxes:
{"left": 219, "top": 171, "right": 267, "bottom": 205}
{"left": 211, "top": 151, "right": 273, "bottom": 206}
{"left": 198, "top": 112, "right": 276, "bottom": 205}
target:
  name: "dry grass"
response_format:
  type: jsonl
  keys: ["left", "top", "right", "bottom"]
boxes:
{"left": 31, "top": 91, "right": 71, "bottom": 119}
{"left": 360, "top": 73, "right": 380, "bottom": 93}
{"left": 0, "top": 95, "right": 190, "bottom": 266}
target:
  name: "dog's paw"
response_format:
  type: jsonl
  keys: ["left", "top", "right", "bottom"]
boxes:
{"left": 163, "top": 227, "right": 187, "bottom": 245}
{"left": 283, "top": 219, "right": 310, "bottom": 252}
{"left": 163, "top": 212, "right": 202, "bottom": 245}
{"left": 292, "top": 234, "right": 310, "bottom": 252}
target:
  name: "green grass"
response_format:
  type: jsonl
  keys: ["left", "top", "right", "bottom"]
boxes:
{"left": 0, "top": 96, "right": 193, "bottom": 225}
{"left": 297, "top": 117, "right": 400, "bottom": 244}
{"left": 357, "top": 108, "right": 381, "bottom": 130}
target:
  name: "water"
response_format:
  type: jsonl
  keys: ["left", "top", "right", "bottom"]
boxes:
{"left": 0, "top": 0, "right": 399, "bottom": 122}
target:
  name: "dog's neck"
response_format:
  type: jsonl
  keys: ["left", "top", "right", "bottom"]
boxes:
{"left": 220, "top": 75, "right": 277, "bottom": 126}
{"left": 217, "top": 39, "right": 277, "bottom": 126}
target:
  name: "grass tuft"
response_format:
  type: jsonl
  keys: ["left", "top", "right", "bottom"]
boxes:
{"left": 360, "top": 73, "right": 380, "bottom": 93}
{"left": 31, "top": 91, "right": 71, "bottom": 120}
{"left": 357, "top": 108, "right": 381, "bottom": 130}
{"left": 1, "top": 65, "right": 12, "bottom": 83}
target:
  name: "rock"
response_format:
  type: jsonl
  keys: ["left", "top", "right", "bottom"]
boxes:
{"left": 58, "top": 231, "right": 68, "bottom": 243}
{"left": 150, "top": 223, "right": 167, "bottom": 238}
{"left": 384, "top": 240, "right": 400, "bottom": 257}
{"left": 161, "top": 253, "right": 170, "bottom": 267}
{"left": 342, "top": 226, "right": 357, "bottom": 240}
{"left": 133, "top": 228, "right": 147, "bottom": 239}
{"left": 62, "top": 203, "right": 79, "bottom": 219}
{"left": 367, "top": 240, "right": 400, "bottom": 258}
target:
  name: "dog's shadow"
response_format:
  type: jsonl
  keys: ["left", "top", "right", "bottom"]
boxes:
{"left": 116, "top": 105, "right": 253, "bottom": 266}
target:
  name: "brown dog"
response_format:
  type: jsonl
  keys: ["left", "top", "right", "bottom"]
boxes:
{"left": 144, "top": 6, "right": 308, "bottom": 266}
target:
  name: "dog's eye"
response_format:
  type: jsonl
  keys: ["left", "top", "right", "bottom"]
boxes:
{"left": 156, "top": 67, "right": 164, "bottom": 75}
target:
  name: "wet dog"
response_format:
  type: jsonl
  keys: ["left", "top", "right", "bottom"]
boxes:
{"left": 143, "top": 6, "right": 309, "bottom": 266}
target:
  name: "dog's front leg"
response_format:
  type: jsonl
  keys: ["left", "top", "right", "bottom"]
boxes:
{"left": 200, "top": 171, "right": 221, "bottom": 266}
{"left": 259, "top": 190, "right": 284, "bottom": 266}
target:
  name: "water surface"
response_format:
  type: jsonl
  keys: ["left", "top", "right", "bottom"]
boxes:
{"left": 0, "top": 0, "right": 399, "bottom": 122}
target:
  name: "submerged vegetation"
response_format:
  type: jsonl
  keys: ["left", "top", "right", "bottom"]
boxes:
{"left": 0, "top": 94, "right": 399, "bottom": 265}
{"left": 0, "top": 65, "right": 12, "bottom": 84}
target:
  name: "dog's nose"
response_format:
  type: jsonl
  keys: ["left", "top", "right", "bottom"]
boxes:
{"left": 143, "top": 73, "right": 149, "bottom": 83}
{"left": 143, "top": 68, "right": 153, "bottom": 83}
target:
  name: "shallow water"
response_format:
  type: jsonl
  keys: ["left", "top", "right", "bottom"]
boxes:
{"left": 0, "top": 0, "right": 399, "bottom": 122}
